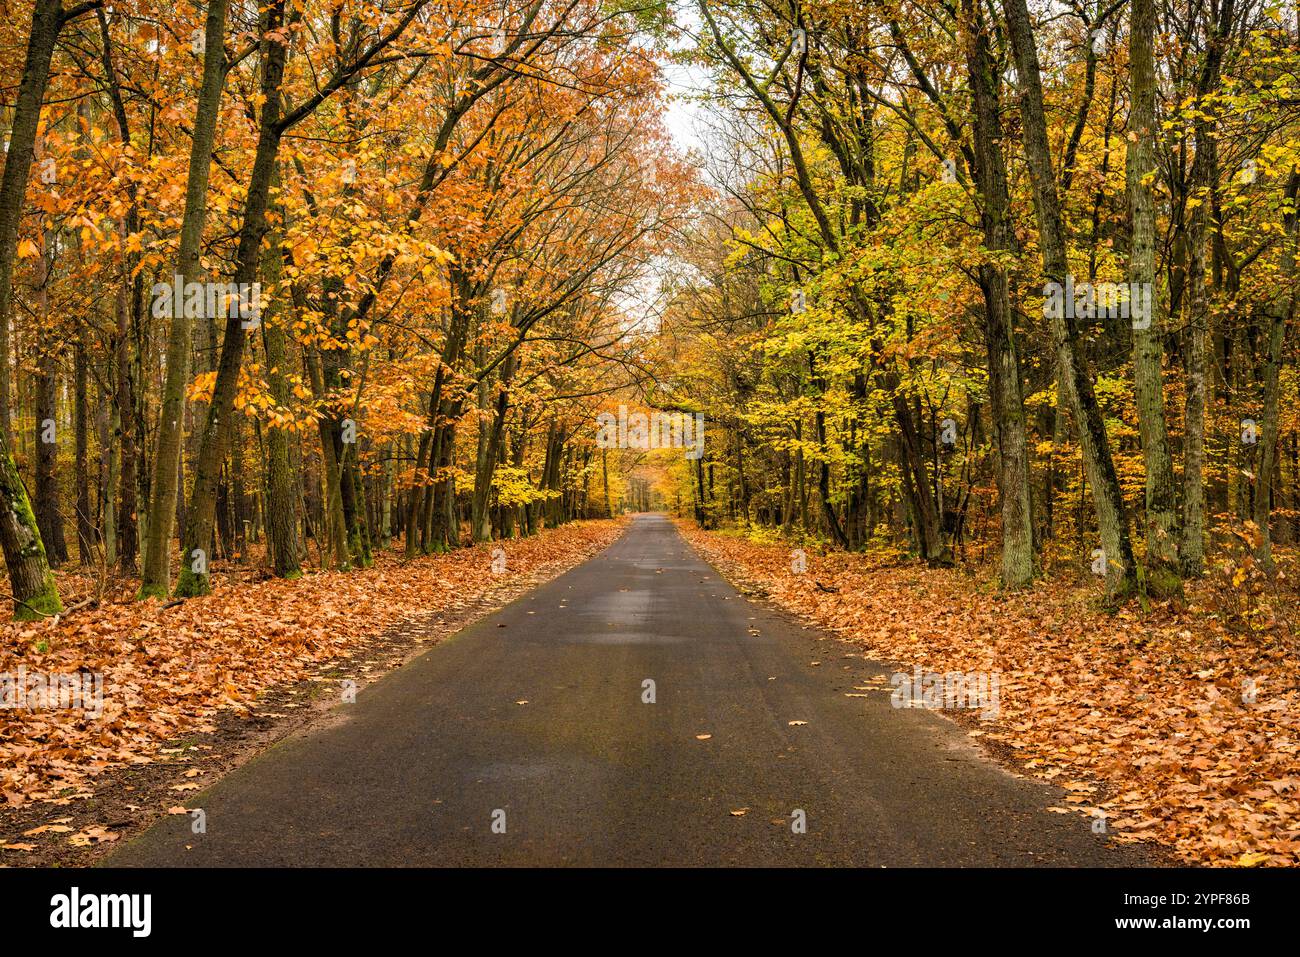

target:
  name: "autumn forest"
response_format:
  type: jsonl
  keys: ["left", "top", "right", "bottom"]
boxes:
{"left": 1, "top": 0, "right": 1299, "bottom": 879}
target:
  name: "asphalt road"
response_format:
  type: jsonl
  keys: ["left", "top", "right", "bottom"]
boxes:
{"left": 108, "top": 514, "right": 1153, "bottom": 867}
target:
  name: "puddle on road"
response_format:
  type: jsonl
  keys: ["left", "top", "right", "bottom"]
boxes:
{"left": 580, "top": 590, "right": 653, "bottom": 617}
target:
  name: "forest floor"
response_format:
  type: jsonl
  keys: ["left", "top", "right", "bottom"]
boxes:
{"left": 680, "top": 522, "right": 1300, "bottom": 866}
{"left": 0, "top": 519, "right": 624, "bottom": 865}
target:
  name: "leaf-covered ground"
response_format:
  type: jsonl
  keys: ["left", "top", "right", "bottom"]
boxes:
{"left": 0, "top": 521, "right": 623, "bottom": 827}
{"left": 681, "top": 523, "right": 1300, "bottom": 867}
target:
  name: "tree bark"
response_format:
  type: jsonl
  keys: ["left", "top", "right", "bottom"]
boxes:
{"left": 0, "top": 0, "right": 66, "bottom": 443}
{"left": 75, "top": 342, "right": 94, "bottom": 565}
{"left": 260, "top": 226, "right": 302, "bottom": 578}
{"left": 33, "top": 248, "right": 67, "bottom": 567}
{"left": 0, "top": 0, "right": 66, "bottom": 617}
{"left": 1001, "top": 0, "right": 1137, "bottom": 599}
{"left": 175, "top": 1, "right": 288, "bottom": 596}
{"left": 1254, "top": 170, "right": 1299, "bottom": 565}
{"left": 961, "top": 0, "right": 1035, "bottom": 587}
{"left": 1127, "top": 0, "right": 1182, "bottom": 597}
{"left": 1183, "top": 0, "right": 1236, "bottom": 574}
{"left": 138, "top": 0, "right": 231, "bottom": 597}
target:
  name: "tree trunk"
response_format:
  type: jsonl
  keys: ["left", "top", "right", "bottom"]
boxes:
{"left": 33, "top": 366, "right": 66, "bottom": 564}
{"left": 75, "top": 342, "right": 94, "bottom": 565}
{"left": 138, "top": 0, "right": 231, "bottom": 597}
{"left": 103, "top": 394, "right": 118, "bottom": 567}
{"left": 1001, "top": 0, "right": 1137, "bottom": 599}
{"left": 472, "top": 354, "right": 516, "bottom": 541}
{"left": 962, "top": 0, "right": 1034, "bottom": 587}
{"left": 1127, "top": 0, "right": 1182, "bottom": 598}
{"left": 259, "top": 213, "right": 302, "bottom": 578}
{"left": 33, "top": 266, "right": 67, "bottom": 567}
{"left": 0, "top": 0, "right": 69, "bottom": 616}
{"left": 1182, "top": 132, "right": 1214, "bottom": 575}
{"left": 306, "top": 350, "right": 351, "bottom": 571}
{"left": 175, "top": 1, "right": 288, "bottom": 597}
{"left": 1254, "top": 171, "right": 1299, "bottom": 565}
{"left": 1184, "top": 0, "right": 1236, "bottom": 574}
{"left": 0, "top": 0, "right": 66, "bottom": 443}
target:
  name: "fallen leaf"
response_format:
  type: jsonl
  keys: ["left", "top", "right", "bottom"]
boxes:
{"left": 22, "top": 824, "right": 73, "bottom": 836}
{"left": 68, "top": 827, "right": 119, "bottom": 847}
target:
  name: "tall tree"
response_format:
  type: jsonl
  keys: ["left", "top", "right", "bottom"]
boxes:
{"left": 137, "top": 0, "right": 232, "bottom": 598}
{"left": 1001, "top": 0, "right": 1138, "bottom": 599}
{"left": 1127, "top": 0, "right": 1182, "bottom": 598}
{"left": 960, "top": 0, "right": 1035, "bottom": 587}
{"left": 0, "top": 0, "right": 90, "bottom": 618}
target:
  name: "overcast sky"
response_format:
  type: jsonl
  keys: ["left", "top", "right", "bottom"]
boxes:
{"left": 662, "top": 3, "right": 709, "bottom": 154}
